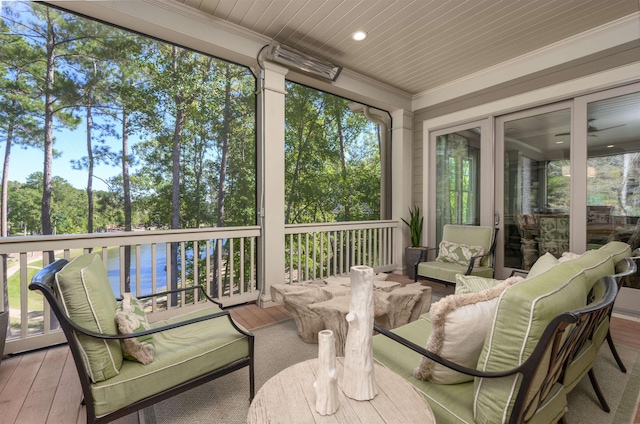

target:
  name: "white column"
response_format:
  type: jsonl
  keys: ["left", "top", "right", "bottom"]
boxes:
{"left": 257, "top": 62, "right": 288, "bottom": 307}
{"left": 391, "top": 110, "right": 414, "bottom": 274}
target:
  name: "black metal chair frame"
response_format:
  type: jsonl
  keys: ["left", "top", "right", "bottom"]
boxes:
{"left": 374, "top": 275, "right": 618, "bottom": 424}
{"left": 414, "top": 227, "right": 499, "bottom": 286}
{"left": 606, "top": 256, "right": 638, "bottom": 373}
{"left": 30, "top": 259, "right": 255, "bottom": 424}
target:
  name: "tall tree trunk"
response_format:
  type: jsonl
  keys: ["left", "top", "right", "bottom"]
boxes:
{"left": 122, "top": 108, "right": 131, "bottom": 293}
{"left": 212, "top": 64, "right": 232, "bottom": 296}
{"left": 336, "top": 112, "right": 350, "bottom": 221}
{"left": 86, "top": 105, "right": 94, "bottom": 233}
{"left": 42, "top": 15, "right": 55, "bottom": 239}
{"left": 1, "top": 120, "right": 13, "bottom": 315}
{"left": 216, "top": 64, "right": 232, "bottom": 228}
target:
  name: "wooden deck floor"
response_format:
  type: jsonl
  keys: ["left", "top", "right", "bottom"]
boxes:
{"left": 1, "top": 276, "right": 639, "bottom": 423}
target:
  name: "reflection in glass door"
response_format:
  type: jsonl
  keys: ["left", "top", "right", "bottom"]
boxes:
{"left": 585, "top": 90, "right": 640, "bottom": 291}
{"left": 495, "top": 104, "right": 572, "bottom": 277}
{"left": 434, "top": 129, "right": 481, "bottom": 245}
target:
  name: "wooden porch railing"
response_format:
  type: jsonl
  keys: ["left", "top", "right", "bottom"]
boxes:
{"left": 0, "top": 226, "right": 260, "bottom": 354}
{"left": 284, "top": 220, "right": 398, "bottom": 283}
{"left": 0, "top": 220, "right": 399, "bottom": 354}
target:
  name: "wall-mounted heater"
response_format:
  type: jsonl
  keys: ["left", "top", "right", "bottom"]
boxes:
{"left": 266, "top": 42, "right": 342, "bottom": 82}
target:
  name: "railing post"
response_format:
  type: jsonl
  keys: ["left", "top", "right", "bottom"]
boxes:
{"left": 257, "top": 61, "right": 288, "bottom": 307}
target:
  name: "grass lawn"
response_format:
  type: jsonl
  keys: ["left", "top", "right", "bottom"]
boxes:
{"left": 6, "top": 251, "right": 85, "bottom": 322}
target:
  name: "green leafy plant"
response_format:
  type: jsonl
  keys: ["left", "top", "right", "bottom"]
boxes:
{"left": 401, "top": 205, "right": 424, "bottom": 247}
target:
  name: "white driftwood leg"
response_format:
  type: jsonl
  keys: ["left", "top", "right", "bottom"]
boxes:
{"left": 313, "top": 330, "right": 339, "bottom": 415}
{"left": 342, "top": 265, "right": 377, "bottom": 401}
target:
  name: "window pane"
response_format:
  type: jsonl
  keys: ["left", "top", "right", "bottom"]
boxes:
{"left": 435, "top": 129, "right": 480, "bottom": 245}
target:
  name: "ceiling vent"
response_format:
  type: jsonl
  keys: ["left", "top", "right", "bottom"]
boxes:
{"left": 266, "top": 42, "right": 342, "bottom": 82}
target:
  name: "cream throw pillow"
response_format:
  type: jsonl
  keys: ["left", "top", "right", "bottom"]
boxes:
{"left": 115, "top": 293, "right": 155, "bottom": 364}
{"left": 413, "top": 276, "right": 524, "bottom": 384}
{"left": 558, "top": 251, "right": 582, "bottom": 262}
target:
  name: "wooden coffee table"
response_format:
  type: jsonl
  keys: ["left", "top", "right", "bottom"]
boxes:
{"left": 247, "top": 357, "right": 435, "bottom": 423}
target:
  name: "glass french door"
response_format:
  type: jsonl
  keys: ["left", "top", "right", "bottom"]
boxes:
{"left": 428, "top": 120, "right": 493, "bottom": 249}
{"left": 493, "top": 82, "right": 640, "bottom": 284}
{"left": 494, "top": 102, "right": 572, "bottom": 278}
{"left": 577, "top": 83, "right": 640, "bottom": 317}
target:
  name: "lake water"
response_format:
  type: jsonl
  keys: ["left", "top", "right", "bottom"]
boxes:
{"left": 105, "top": 241, "right": 221, "bottom": 297}
{"left": 106, "top": 243, "right": 168, "bottom": 297}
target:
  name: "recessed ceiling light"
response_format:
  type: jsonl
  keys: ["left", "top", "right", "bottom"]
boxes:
{"left": 555, "top": 141, "right": 564, "bottom": 144}
{"left": 607, "top": 144, "right": 614, "bottom": 148}
{"left": 352, "top": 31, "right": 367, "bottom": 41}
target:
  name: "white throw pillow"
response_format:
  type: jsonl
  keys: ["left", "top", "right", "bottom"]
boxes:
{"left": 413, "top": 276, "right": 523, "bottom": 384}
{"left": 558, "top": 251, "right": 582, "bottom": 263}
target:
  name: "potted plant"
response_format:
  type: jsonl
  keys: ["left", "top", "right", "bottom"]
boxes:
{"left": 401, "top": 205, "right": 425, "bottom": 280}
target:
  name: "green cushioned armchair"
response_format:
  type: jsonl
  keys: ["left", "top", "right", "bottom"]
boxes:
{"left": 414, "top": 224, "right": 498, "bottom": 286}
{"left": 30, "top": 254, "right": 255, "bottom": 424}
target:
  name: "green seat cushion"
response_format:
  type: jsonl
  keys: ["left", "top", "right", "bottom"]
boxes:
{"left": 90, "top": 306, "right": 250, "bottom": 418}
{"left": 55, "top": 253, "right": 123, "bottom": 382}
{"left": 417, "top": 261, "right": 494, "bottom": 284}
{"left": 474, "top": 262, "right": 587, "bottom": 423}
{"left": 373, "top": 316, "right": 476, "bottom": 424}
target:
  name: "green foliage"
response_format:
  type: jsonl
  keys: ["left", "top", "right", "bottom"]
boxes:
{"left": 401, "top": 205, "right": 423, "bottom": 247}
{"left": 284, "top": 82, "right": 381, "bottom": 224}
{"left": 1, "top": 2, "right": 381, "bottom": 241}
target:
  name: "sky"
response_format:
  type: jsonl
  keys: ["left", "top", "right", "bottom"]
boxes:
{"left": 7, "top": 126, "right": 131, "bottom": 193}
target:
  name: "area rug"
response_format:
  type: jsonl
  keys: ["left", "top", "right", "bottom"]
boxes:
{"left": 151, "top": 318, "right": 640, "bottom": 424}
{"left": 565, "top": 343, "right": 640, "bottom": 424}
{"left": 153, "top": 319, "right": 318, "bottom": 424}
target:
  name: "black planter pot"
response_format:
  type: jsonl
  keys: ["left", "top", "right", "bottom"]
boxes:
{"left": 0, "top": 310, "right": 8, "bottom": 366}
{"left": 405, "top": 247, "right": 426, "bottom": 281}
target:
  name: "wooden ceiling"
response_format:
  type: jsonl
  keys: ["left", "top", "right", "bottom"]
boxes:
{"left": 171, "top": 0, "right": 639, "bottom": 95}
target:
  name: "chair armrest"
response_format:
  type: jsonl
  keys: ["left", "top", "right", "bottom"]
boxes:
{"left": 61, "top": 306, "right": 252, "bottom": 341}
{"left": 414, "top": 247, "right": 437, "bottom": 267}
{"left": 373, "top": 324, "right": 520, "bottom": 379}
{"left": 509, "top": 269, "right": 529, "bottom": 278}
{"left": 465, "top": 250, "right": 493, "bottom": 274}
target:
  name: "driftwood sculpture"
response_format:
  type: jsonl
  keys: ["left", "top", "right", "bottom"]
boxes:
{"left": 313, "top": 330, "right": 339, "bottom": 415}
{"left": 342, "top": 265, "right": 377, "bottom": 401}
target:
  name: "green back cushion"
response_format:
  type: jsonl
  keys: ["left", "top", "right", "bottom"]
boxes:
{"left": 442, "top": 225, "right": 495, "bottom": 267}
{"left": 598, "top": 241, "right": 631, "bottom": 263}
{"left": 473, "top": 262, "right": 586, "bottom": 423}
{"left": 558, "top": 250, "right": 614, "bottom": 286}
{"left": 55, "top": 253, "right": 123, "bottom": 382}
